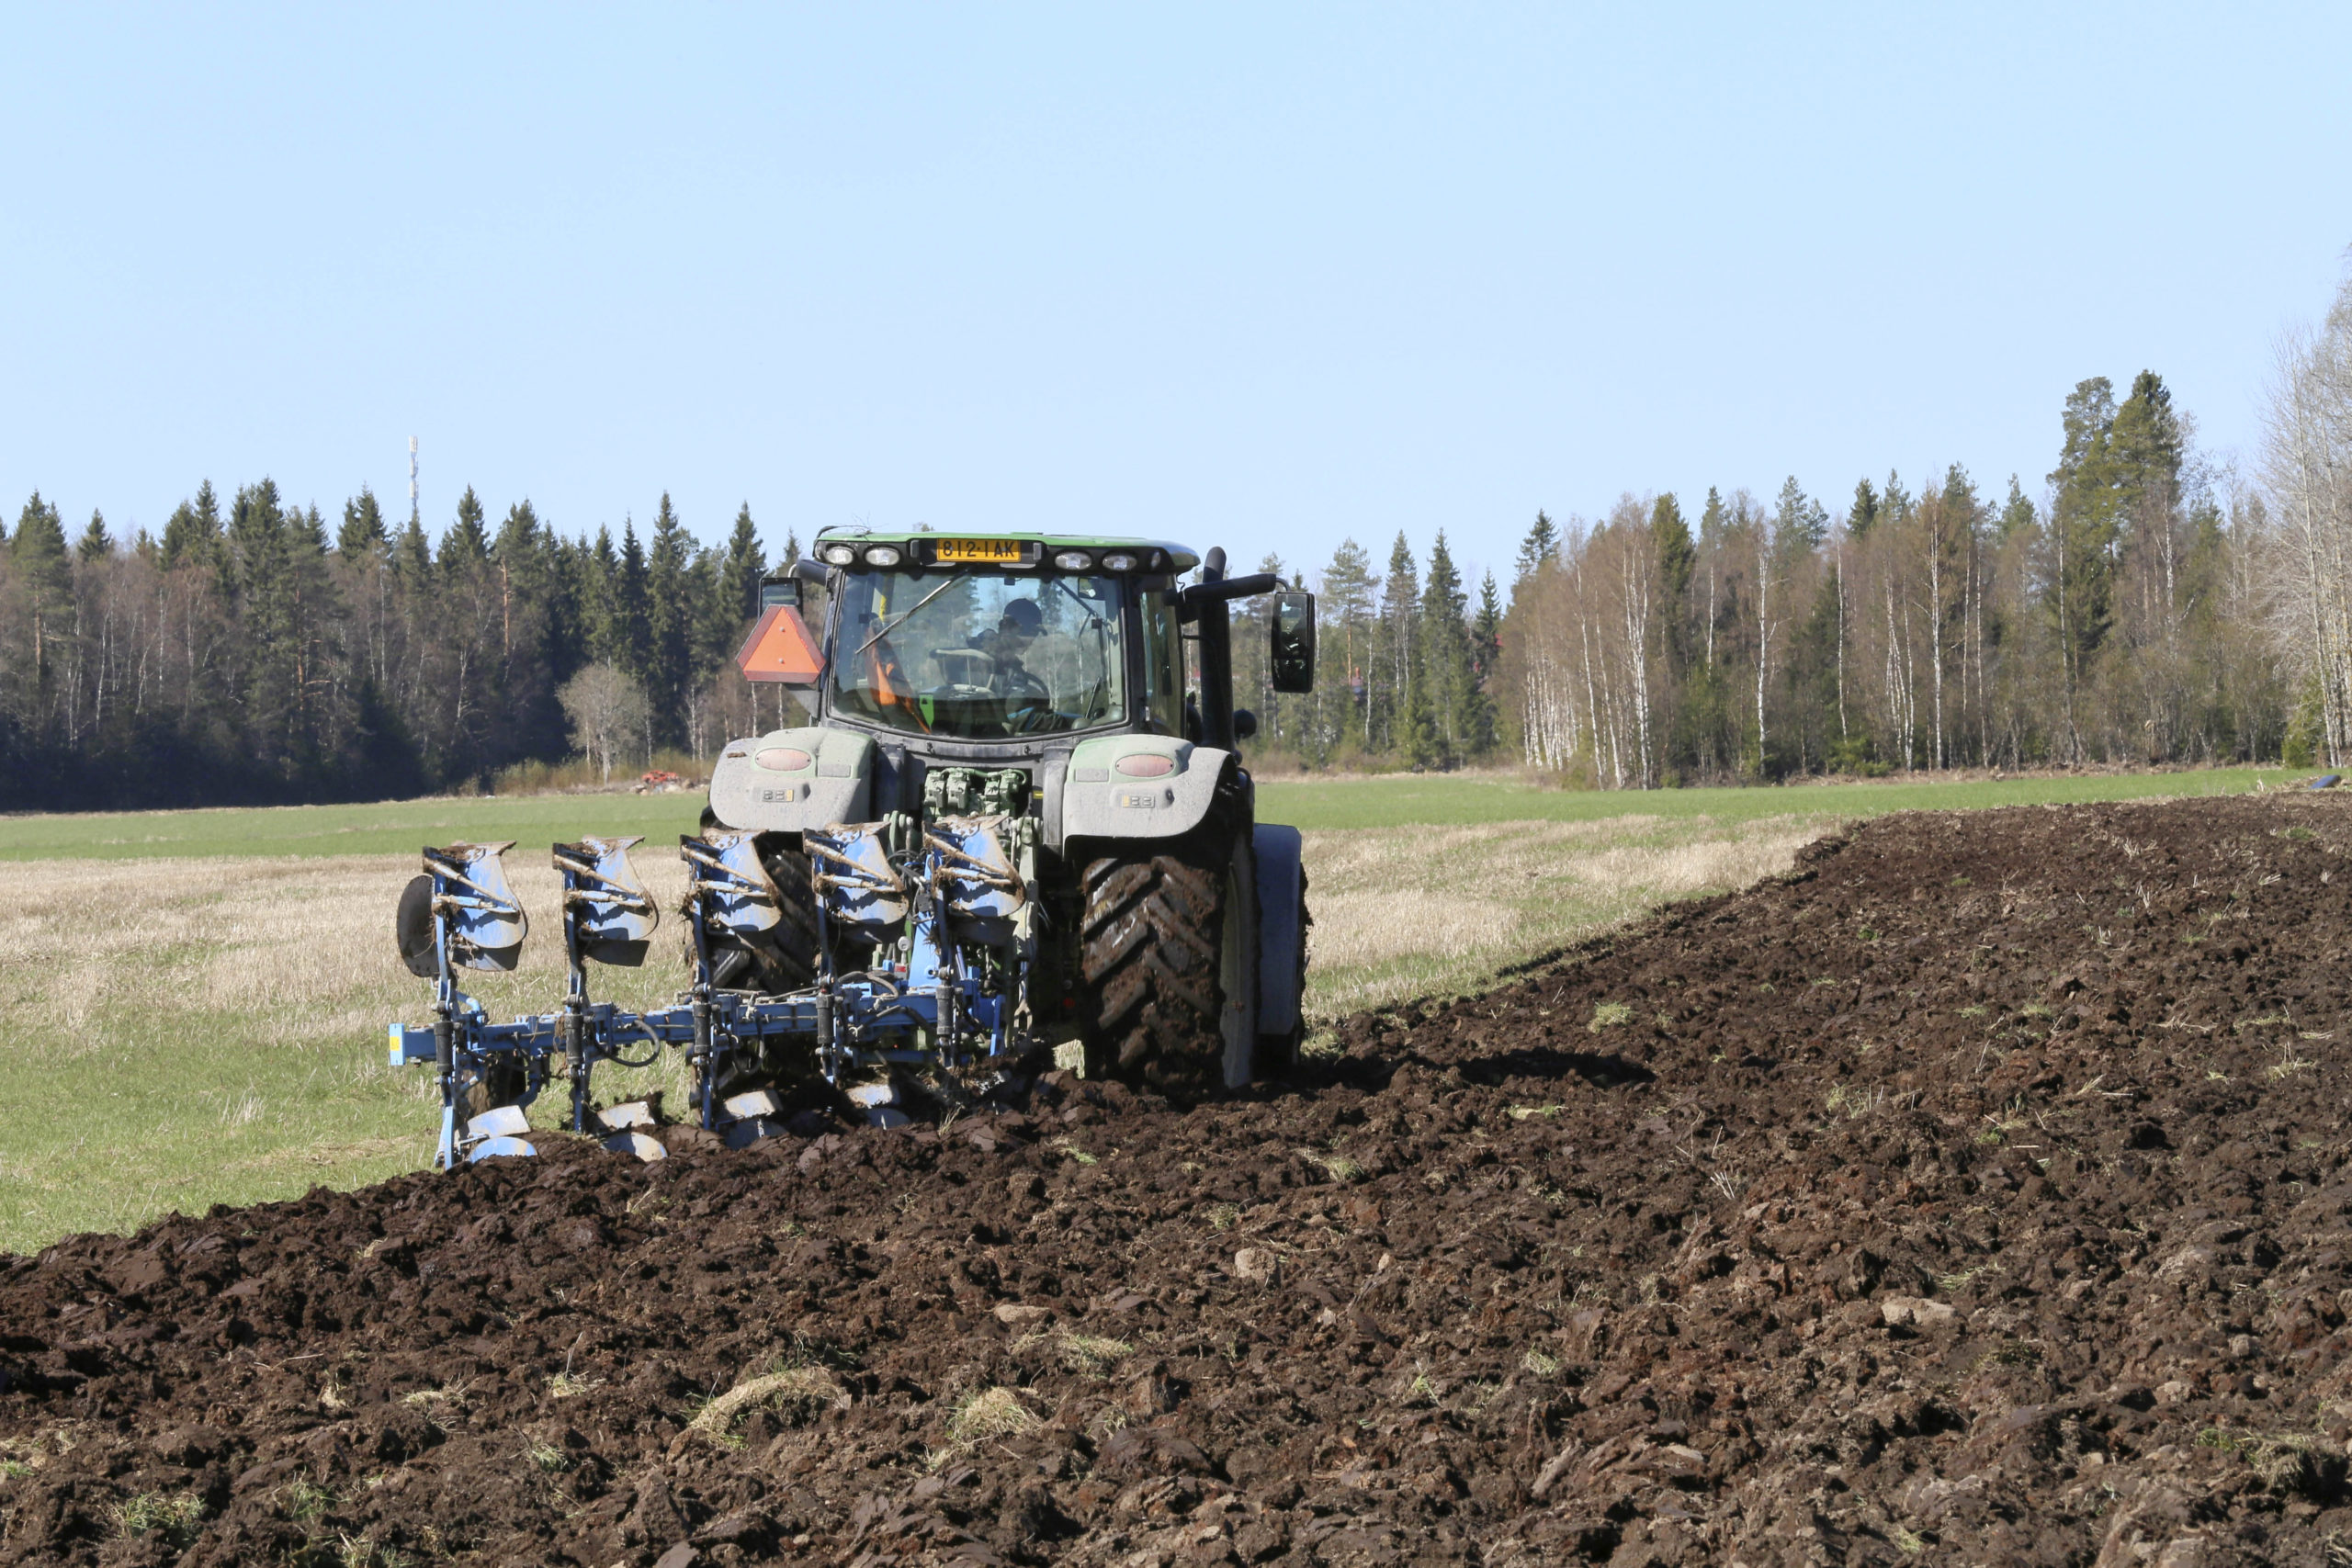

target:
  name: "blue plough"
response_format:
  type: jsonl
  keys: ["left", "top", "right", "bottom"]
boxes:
{"left": 390, "top": 816, "right": 1039, "bottom": 1168}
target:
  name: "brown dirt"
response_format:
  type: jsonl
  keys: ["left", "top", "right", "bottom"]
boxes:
{"left": 6, "top": 794, "right": 2352, "bottom": 1566}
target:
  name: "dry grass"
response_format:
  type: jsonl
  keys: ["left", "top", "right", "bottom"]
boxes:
{"left": 946, "top": 1386, "right": 1038, "bottom": 1444}
{"left": 684, "top": 1366, "right": 848, "bottom": 1439}
{"left": 0, "top": 852, "right": 704, "bottom": 1256}
{"left": 1053, "top": 1332, "right": 1134, "bottom": 1377}
{"left": 0, "top": 852, "right": 700, "bottom": 1051}
{"left": 1299, "top": 813, "right": 1825, "bottom": 1021}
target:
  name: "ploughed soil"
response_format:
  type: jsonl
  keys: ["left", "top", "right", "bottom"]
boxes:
{"left": 11, "top": 795, "right": 2352, "bottom": 1566}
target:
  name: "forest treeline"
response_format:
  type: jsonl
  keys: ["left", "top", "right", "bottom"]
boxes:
{"left": 7, "top": 275, "right": 2351, "bottom": 808}
{"left": 1246, "top": 274, "right": 2352, "bottom": 784}
{"left": 0, "top": 484, "right": 798, "bottom": 809}
{"left": 1495, "top": 375, "right": 2281, "bottom": 785}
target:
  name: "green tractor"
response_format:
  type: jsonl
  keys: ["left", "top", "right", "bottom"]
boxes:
{"left": 710, "top": 527, "right": 1317, "bottom": 1096}
{"left": 390, "top": 527, "right": 1316, "bottom": 1162}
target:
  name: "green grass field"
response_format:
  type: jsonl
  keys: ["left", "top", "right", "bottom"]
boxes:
{"left": 0, "top": 765, "right": 2299, "bottom": 861}
{"left": 0, "top": 765, "right": 2309, "bottom": 1256}
{"left": 0, "top": 790, "right": 710, "bottom": 862}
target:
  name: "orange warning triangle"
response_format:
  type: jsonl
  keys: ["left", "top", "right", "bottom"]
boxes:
{"left": 735, "top": 605, "right": 825, "bottom": 684}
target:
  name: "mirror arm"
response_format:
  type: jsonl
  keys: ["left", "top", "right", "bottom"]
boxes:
{"left": 1178, "top": 572, "right": 1281, "bottom": 611}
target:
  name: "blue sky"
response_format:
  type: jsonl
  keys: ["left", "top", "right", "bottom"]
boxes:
{"left": 4, "top": 4, "right": 2346, "bottom": 587}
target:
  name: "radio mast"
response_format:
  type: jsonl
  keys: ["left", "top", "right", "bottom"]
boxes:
{"left": 408, "top": 436, "right": 420, "bottom": 527}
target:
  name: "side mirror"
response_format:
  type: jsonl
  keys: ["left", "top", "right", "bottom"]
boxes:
{"left": 1271, "top": 590, "right": 1316, "bottom": 694}
{"left": 790, "top": 557, "right": 831, "bottom": 589}
{"left": 1233, "top": 708, "right": 1259, "bottom": 741}
{"left": 759, "top": 571, "right": 802, "bottom": 611}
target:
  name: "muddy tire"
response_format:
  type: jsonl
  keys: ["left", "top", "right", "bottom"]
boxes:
{"left": 1078, "top": 783, "right": 1259, "bottom": 1098}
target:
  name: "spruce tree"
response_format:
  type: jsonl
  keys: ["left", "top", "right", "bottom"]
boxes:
{"left": 1420, "top": 532, "right": 1468, "bottom": 761}
{"left": 691, "top": 544, "right": 743, "bottom": 718}
{"left": 492, "top": 501, "right": 547, "bottom": 661}
{"left": 160, "top": 480, "right": 224, "bottom": 570}
{"left": 1514, "top": 511, "right": 1559, "bottom": 585}
{"left": 1652, "top": 494, "right": 1698, "bottom": 779}
{"left": 1372, "top": 534, "right": 1420, "bottom": 755}
{"left": 288, "top": 502, "right": 344, "bottom": 778}
{"left": 1997, "top": 476, "right": 2035, "bottom": 540}
{"left": 721, "top": 502, "right": 766, "bottom": 621}
{"left": 12, "top": 492, "right": 72, "bottom": 685}
{"left": 77, "top": 510, "right": 112, "bottom": 561}
{"left": 1654, "top": 493, "right": 1696, "bottom": 678}
{"left": 13, "top": 492, "right": 68, "bottom": 572}
{"left": 2048, "top": 378, "right": 2120, "bottom": 681}
{"left": 1472, "top": 572, "right": 1502, "bottom": 682}
{"left": 645, "top": 494, "right": 694, "bottom": 745}
{"left": 616, "top": 520, "right": 652, "bottom": 684}
{"left": 441, "top": 487, "right": 491, "bottom": 570}
{"left": 231, "top": 479, "right": 300, "bottom": 773}
{"left": 392, "top": 510, "right": 433, "bottom": 589}
{"left": 542, "top": 534, "right": 592, "bottom": 691}
{"left": 338, "top": 486, "right": 389, "bottom": 558}
{"left": 1847, "top": 478, "right": 1879, "bottom": 540}
{"left": 1400, "top": 651, "right": 1442, "bottom": 769}
{"left": 1774, "top": 478, "right": 1827, "bottom": 552}
{"left": 489, "top": 501, "right": 561, "bottom": 760}
{"left": 2109, "top": 370, "right": 2184, "bottom": 549}
{"left": 584, "top": 526, "right": 625, "bottom": 667}
{"left": 1464, "top": 570, "right": 1502, "bottom": 756}
{"left": 1700, "top": 487, "right": 1727, "bottom": 546}
{"left": 1882, "top": 470, "right": 1913, "bottom": 524}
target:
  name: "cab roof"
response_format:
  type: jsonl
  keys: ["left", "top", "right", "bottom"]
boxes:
{"left": 810, "top": 525, "right": 1200, "bottom": 574}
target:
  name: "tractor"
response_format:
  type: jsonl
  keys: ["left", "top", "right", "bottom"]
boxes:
{"left": 390, "top": 528, "right": 1317, "bottom": 1165}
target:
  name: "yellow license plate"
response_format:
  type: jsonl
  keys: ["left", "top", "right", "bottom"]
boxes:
{"left": 935, "top": 537, "right": 1023, "bottom": 564}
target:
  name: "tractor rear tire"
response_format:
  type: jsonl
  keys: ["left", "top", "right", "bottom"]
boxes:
{"left": 1078, "top": 790, "right": 1259, "bottom": 1099}
{"left": 753, "top": 835, "right": 822, "bottom": 988}
{"left": 700, "top": 832, "right": 820, "bottom": 994}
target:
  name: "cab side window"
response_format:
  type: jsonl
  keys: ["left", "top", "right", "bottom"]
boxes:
{"left": 1138, "top": 593, "right": 1184, "bottom": 736}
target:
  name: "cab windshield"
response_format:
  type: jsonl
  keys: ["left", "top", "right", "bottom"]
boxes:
{"left": 828, "top": 569, "right": 1127, "bottom": 739}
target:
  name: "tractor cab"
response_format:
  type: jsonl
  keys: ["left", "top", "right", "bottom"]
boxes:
{"left": 828, "top": 562, "right": 1140, "bottom": 740}
{"left": 769, "top": 529, "right": 1314, "bottom": 757}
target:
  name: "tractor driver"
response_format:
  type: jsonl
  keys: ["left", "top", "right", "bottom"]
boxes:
{"left": 980, "top": 598, "right": 1049, "bottom": 700}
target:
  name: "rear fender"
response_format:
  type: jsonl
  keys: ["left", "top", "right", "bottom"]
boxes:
{"left": 1056, "top": 739, "right": 1234, "bottom": 844}
{"left": 709, "top": 728, "right": 874, "bottom": 831}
